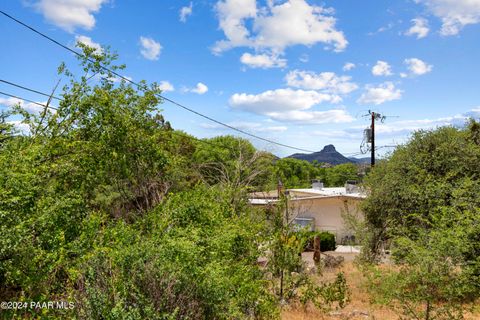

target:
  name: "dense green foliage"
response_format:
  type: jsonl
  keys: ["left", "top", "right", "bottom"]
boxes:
{"left": 266, "top": 197, "right": 349, "bottom": 309}
{"left": 0, "top": 46, "right": 275, "bottom": 319}
{"left": 273, "top": 158, "right": 324, "bottom": 189}
{"left": 0, "top": 45, "right": 350, "bottom": 319}
{"left": 323, "top": 163, "right": 358, "bottom": 188}
{"left": 302, "top": 231, "right": 336, "bottom": 252}
{"left": 73, "top": 186, "right": 277, "bottom": 319}
{"left": 360, "top": 123, "right": 480, "bottom": 319}
{"left": 272, "top": 158, "right": 359, "bottom": 189}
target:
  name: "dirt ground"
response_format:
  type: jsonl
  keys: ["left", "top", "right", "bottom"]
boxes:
{"left": 281, "top": 252, "right": 480, "bottom": 320}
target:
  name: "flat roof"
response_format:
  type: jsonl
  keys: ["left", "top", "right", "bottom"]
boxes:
{"left": 248, "top": 187, "right": 366, "bottom": 205}
{"left": 289, "top": 187, "right": 366, "bottom": 199}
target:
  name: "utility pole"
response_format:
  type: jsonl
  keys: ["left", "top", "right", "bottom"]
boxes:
{"left": 361, "top": 110, "right": 392, "bottom": 167}
{"left": 371, "top": 112, "right": 375, "bottom": 167}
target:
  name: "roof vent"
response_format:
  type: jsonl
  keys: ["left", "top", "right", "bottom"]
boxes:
{"left": 345, "top": 180, "right": 359, "bottom": 194}
{"left": 312, "top": 179, "right": 324, "bottom": 190}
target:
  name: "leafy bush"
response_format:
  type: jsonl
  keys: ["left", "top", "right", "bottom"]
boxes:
{"left": 299, "top": 272, "right": 350, "bottom": 311}
{"left": 359, "top": 122, "right": 480, "bottom": 319}
{"left": 0, "top": 46, "right": 278, "bottom": 319}
{"left": 301, "top": 231, "right": 336, "bottom": 252}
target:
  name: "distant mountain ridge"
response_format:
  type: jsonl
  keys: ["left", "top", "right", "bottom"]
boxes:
{"left": 287, "top": 144, "right": 363, "bottom": 165}
{"left": 348, "top": 156, "right": 370, "bottom": 164}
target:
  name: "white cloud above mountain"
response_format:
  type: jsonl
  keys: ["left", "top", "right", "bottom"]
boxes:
{"left": 229, "top": 88, "right": 353, "bottom": 124}
{"left": 201, "top": 121, "right": 288, "bottom": 133}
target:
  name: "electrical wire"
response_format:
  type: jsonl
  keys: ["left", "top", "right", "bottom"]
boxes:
{"left": 0, "top": 90, "right": 58, "bottom": 110}
{"left": 0, "top": 89, "right": 240, "bottom": 152}
{"left": 0, "top": 79, "right": 61, "bottom": 101}
{"left": 0, "top": 10, "right": 317, "bottom": 154}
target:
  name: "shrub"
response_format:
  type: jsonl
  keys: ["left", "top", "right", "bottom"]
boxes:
{"left": 319, "top": 232, "right": 336, "bottom": 252}
{"left": 301, "top": 231, "right": 336, "bottom": 252}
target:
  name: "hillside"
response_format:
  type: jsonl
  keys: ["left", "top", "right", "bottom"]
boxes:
{"left": 287, "top": 144, "right": 356, "bottom": 165}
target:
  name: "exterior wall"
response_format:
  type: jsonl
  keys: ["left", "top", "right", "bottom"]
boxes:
{"left": 289, "top": 197, "right": 363, "bottom": 243}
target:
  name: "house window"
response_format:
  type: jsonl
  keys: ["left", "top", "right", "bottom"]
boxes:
{"left": 293, "top": 217, "right": 315, "bottom": 231}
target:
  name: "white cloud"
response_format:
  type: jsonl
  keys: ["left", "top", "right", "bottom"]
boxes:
{"left": 368, "top": 22, "right": 395, "bottom": 35}
{"left": 139, "top": 36, "right": 162, "bottom": 60}
{"left": 213, "top": 0, "right": 257, "bottom": 53}
{"left": 159, "top": 81, "right": 174, "bottom": 92}
{"left": 404, "top": 58, "right": 433, "bottom": 75}
{"left": 190, "top": 82, "right": 209, "bottom": 95}
{"left": 179, "top": 2, "right": 193, "bottom": 23}
{"left": 357, "top": 82, "right": 402, "bottom": 105}
{"left": 213, "top": 0, "right": 347, "bottom": 54}
{"left": 24, "top": 101, "right": 54, "bottom": 114}
{"left": 415, "top": 0, "right": 480, "bottom": 35}
{"left": 285, "top": 70, "right": 358, "bottom": 94}
{"left": 312, "top": 129, "right": 358, "bottom": 140}
{"left": 405, "top": 18, "right": 430, "bottom": 39}
{"left": 375, "top": 108, "right": 480, "bottom": 135}
{"left": 265, "top": 109, "right": 353, "bottom": 124}
{"left": 0, "top": 97, "right": 55, "bottom": 115}
{"left": 372, "top": 60, "right": 393, "bottom": 76}
{"left": 6, "top": 120, "right": 30, "bottom": 134}
{"left": 299, "top": 54, "right": 309, "bottom": 63}
{"left": 230, "top": 89, "right": 339, "bottom": 113}
{"left": 0, "top": 97, "right": 23, "bottom": 108}
{"left": 75, "top": 35, "right": 102, "bottom": 54}
{"left": 202, "top": 121, "right": 288, "bottom": 133}
{"left": 312, "top": 107, "right": 480, "bottom": 142}
{"left": 33, "top": 0, "right": 108, "bottom": 32}
{"left": 240, "top": 52, "right": 287, "bottom": 69}
{"left": 229, "top": 88, "right": 353, "bottom": 124}
{"left": 343, "top": 62, "right": 356, "bottom": 71}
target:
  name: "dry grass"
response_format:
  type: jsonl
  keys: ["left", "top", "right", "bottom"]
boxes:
{"left": 281, "top": 260, "right": 480, "bottom": 320}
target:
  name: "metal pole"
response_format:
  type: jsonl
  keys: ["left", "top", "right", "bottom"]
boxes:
{"left": 371, "top": 112, "right": 375, "bottom": 167}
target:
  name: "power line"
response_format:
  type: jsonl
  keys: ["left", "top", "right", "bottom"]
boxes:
{"left": 0, "top": 90, "right": 58, "bottom": 110}
{"left": 0, "top": 79, "right": 61, "bottom": 101}
{"left": 0, "top": 89, "right": 241, "bottom": 152}
{"left": 0, "top": 10, "right": 316, "bottom": 154}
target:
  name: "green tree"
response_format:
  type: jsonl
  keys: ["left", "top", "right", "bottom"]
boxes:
{"left": 0, "top": 44, "right": 189, "bottom": 311}
{"left": 265, "top": 194, "right": 349, "bottom": 311}
{"left": 74, "top": 185, "right": 278, "bottom": 319}
{"left": 0, "top": 41, "right": 283, "bottom": 320}
{"left": 0, "top": 110, "right": 14, "bottom": 146}
{"left": 272, "top": 158, "right": 325, "bottom": 189}
{"left": 325, "top": 163, "right": 358, "bottom": 187}
{"left": 192, "top": 135, "right": 274, "bottom": 189}
{"left": 359, "top": 122, "right": 480, "bottom": 319}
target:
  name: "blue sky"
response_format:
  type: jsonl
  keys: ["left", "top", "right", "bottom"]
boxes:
{"left": 1, "top": 0, "right": 480, "bottom": 157}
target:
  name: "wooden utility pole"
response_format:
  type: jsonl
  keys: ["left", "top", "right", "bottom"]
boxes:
{"left": 313, "top": 235, "right": 321, "bottom": 263}
{"left": 371, "top": 112, "right": 375, "bottom": 167}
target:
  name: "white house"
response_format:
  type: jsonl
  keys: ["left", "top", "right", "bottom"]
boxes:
{"left": 249, "top": 181, "right": 366, "bottom": 244}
